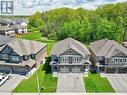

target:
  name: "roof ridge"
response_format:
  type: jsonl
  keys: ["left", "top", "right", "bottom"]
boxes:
{"left": 97, "top": 39, "right": 109, "bottom": 55}
{"left": 104, "top": 42, "right": 114, "bottom": 57}
{"left": 29, "top": 40, "right": 35, "bottom": 54}
{"left": 18, "top": 39, "right": 28, "bottom": 55}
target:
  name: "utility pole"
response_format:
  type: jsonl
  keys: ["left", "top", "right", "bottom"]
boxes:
{"left": 36, "top": 62, "right": 40, "bottom": 95}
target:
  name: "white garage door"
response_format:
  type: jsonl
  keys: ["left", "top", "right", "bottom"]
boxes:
{"left": 72, "top": 66, "right": 81, "bottom": 73}
{"left": 60, "top": 66, "right": 69, "bottom": 73}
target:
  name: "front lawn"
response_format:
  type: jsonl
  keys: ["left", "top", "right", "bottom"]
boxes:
{"left": 13, "top": 57, "right": 58, "bottom": 93}
{"left": 84, "top": 73, "right": 115, "bottom": 92}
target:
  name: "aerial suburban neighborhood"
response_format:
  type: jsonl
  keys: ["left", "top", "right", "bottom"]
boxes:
{"left": 0, "top": 19, "right": 28, "bottom": 37}
{"left": 0, "top": 0, "right": 127, "bottom": 95}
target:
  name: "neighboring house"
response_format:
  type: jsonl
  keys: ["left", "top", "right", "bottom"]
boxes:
{"left": 0, "top": 35, "right": 47, "bottom": 75}
{"left": 0, "top": 19, "right": 13, "bottom": 26}
{"left": 122, "top": 42, "right": 127, "bottom": 48}
{"left": 90, "top": 39, "right": 127, "bottom": 73}
{"left": 12, "top": 19, "right": 28, "bottom": 34}
{"left": 0, "top": 26, "right": 15, "bottom": 37}
{"left": 50, "top": 37, "right": 91, "bottom": 73}
{"left": 12, "top": 25, "right": 28, "bottom": 34}
{"left": 0, "top": 19, "right": 28, "bottom": 35}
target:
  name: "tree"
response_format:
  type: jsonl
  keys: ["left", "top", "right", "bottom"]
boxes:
{"left": 57, "top": 18, "right": 92, "bottom": 43}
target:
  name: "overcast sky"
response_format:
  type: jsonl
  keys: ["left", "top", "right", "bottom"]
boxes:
{"left": 3, "top": 0, "right": 127, "bottom": 15}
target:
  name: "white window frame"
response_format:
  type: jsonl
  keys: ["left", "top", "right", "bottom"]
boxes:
{"left": 11, "top": 56, "right": 20, "bottom": 61}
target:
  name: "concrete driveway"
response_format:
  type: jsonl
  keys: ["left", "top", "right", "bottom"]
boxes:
{"left": 103, "top": 74, "right": 127, "bottom": 92}
{"left": 0, "top": 74, "right": 25, "bottom": 92}
{"left": 57, "top": 74, "right": 85, "bottom": 92}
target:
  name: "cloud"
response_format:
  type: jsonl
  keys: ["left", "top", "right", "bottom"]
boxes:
{"left": 11, "top": 0, "right": 127, "bottom": 15}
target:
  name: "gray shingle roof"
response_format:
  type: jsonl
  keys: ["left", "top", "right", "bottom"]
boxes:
{"left": 0, "top": 35, "right": 14, "bottom": 46}
{"left": 90, "top": 39, "right": 127, "bottom": 58}
{"left": 51, "top": 37, "right": 90, "bottom": 56}
{"left": 0, "top": 26, "right": 14, "bottom": 31}
{"left": 11, "top": 25, "right": 26, "bottom": 29}
{"left": 7, "top": 39, "right": 47, "bottom": 56}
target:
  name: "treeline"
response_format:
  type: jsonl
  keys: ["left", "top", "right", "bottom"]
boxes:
{"left": 28, "top": 2, "right": 127, "bottom": 43}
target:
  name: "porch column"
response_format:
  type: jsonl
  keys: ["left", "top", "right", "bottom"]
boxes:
{"left": 104, "top": 67, "right": 106, "bottom": 73}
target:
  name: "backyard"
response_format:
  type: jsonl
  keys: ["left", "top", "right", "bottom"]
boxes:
{"left": 13, "top": 31, "right": 58, "bottom": 92}
{"left": 84, "top": 72, "right": 115, "bottom": 93}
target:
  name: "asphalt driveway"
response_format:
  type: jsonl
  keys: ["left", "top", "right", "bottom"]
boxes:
{"left": 57, "top": 74, "right": 85, "bottom": 92}
{"left": 0, "top": 74, "right": 25, "bottom": 92}
{"left": 103, "top": 74, "right": 127, "bottom": 92}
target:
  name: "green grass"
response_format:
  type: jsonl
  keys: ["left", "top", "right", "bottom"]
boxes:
{"left": 13, "top": 57, "right": 58, "bottom": 93}
{"left": 84, "top": 72, "right": 115, "bottom": 93}
{"left": 20, "top": 31, "right": 42, "bottom": 40}
{"left": 19, "top": 31, "right": 57, "bottom": 55}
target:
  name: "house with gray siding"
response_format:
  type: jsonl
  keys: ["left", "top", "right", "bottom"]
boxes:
{"left": 50, "top": 37, "right": 91, "bottom": 73}
{"left": 0, "top": 26, "right": 15, "bottom": 37}
{"left": 90, "top": 39, "right": 127, "bottom": 73}
{"left": 0, "top": 35, "right": 47, "bottom": 75}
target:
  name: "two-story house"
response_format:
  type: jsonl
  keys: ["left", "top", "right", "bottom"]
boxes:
{"left": 0, "top": 35, "right": 47, "bottom": 75}
{"left": 0, "top": 26, "right": 16, "bottom": 37}
{"left": 90, "top": 39, "right": 127, "bottom": 73}
{"left": 12, "top": 25, "right": 27, "bottom": 34}
{"left": 50, "top": 37, "right": 91, "bottom": 74}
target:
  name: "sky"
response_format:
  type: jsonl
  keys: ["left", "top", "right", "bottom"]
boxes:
{"left": 1, "top": 0, "right": 127, "bottom": 15}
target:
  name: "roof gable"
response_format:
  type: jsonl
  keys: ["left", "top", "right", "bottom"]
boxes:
{"left": 51, "top": 37, "right": 90, "bottom": 56}
{"left": 111, "top": 49, "right": 127, "bottom": 57}
{"left": 0, "top": 45, "right": 13, "bottom": 54}
{"left": 60, "top": 48, "right": 82, "bottom": 56}
{"left": 90, "top": 39, "right": 127, "bottom": 58}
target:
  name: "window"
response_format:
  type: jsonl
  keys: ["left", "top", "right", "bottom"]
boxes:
{"left": 1, "top": 54, "right": 8, "bottom": 59}
{"left": 62, "top": 57, "right": 67, "bottom": 62}
{"left": 31, "top": 54, "right": 35, "bottom": 59}
{"left": 74, "top": 57, "right": 80, "bottom": 62}
{"left": 69, "top": 50, "right": 72, "bottom": 54}
{"left": 23, "top": 55, "right": 28, "bottom": 60}
{"left": 11, "top": 56, "right": 19, "bottom": 62}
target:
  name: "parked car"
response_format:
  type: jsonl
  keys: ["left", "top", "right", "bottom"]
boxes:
{"left": 0, "top": 72, "right": 12, "bottom": 86}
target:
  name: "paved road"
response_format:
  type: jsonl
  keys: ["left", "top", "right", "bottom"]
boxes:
{"left": 57, "top": 74, "right": 85, "bottom": 92}
{"left": 0, "top": 74, "right": 25, "bottom": 92}
{"left": 103, "top": 74, "right": 127, "bottom": 92}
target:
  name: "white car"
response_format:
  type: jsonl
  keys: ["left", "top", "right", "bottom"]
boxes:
{"left": 0, "top": 72, "right": 12, "bottom": 86}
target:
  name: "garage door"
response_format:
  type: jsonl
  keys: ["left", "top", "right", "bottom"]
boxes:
{"left": 13, "top": 68, "right": 27, "bottom": 75}
{"left": 60, "top": 66, "right": 69, "bottom": 73}
{"left": 106, "top": 68, "right": 115, "bottom": 73}
{"left": 118, "top": 68, "right": 127, "bottom": 73}
{"left": 72, "top": 66, "right": 81, "bottom": 73}
{"left": 0, "top": 66, "right": 11, "bottom": 73}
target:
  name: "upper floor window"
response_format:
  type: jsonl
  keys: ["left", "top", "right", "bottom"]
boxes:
{"left": 11, "top": 56, "right": 20, "bottom": 62}
{"left": 53, "top": 58, "right": 58, "bottom": 62}
{"left": 74, "top": 57, "right": 80, "bottom": 62}
{"left": 31, "top": 54, "right": 35, "bottom": 59}
{"left": 110, "top": 57, "right": 127, "bottom": 64}
{"left": 62, "top": 57, "right": 67, "bottom": 62}
{"left": 1, "top": 54, "right": 8, "bottom": 59}
{"left": 23, "top": 55, "right": 28, "bottom": 60}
